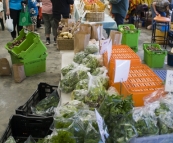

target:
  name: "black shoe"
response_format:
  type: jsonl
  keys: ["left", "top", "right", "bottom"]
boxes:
{"left": 46, "top": 38, "right": 50, "bottom": 45}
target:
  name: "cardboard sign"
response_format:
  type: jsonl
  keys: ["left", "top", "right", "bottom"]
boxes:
{"left": 165, "top": 70, "right": 173, "bottom": 92}
{"left": 114, "top": 60, "right": 130, "bottom": 83}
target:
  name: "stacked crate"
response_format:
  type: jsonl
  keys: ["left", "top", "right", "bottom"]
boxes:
{"left": 5, "top": 29, "right": 47, "bottom": 76}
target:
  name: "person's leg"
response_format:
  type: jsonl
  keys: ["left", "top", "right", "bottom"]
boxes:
{"left": 42, "top": 13, "right": 51, "bottom": 45}
{"left": 9, "top": 9, "right": 17, "bottom": 39}
{"left": 0, "top": 18, "right": 4, "bottom": 30}
{"left": 114, "top": 13, "right": 124, "bottom": 26}
{"left": 16, "top": 9, "right": 22, "bottom": 35}
{"left": 53, "top": 18, "right": 60, "bottom": 45}
{"left": 37, "top": 6, "right": 41, "bottom": 28}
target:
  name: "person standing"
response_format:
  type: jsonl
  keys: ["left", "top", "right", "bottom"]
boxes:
{"left": 42, "top": 0, "right": 53, "bottom": 45}
{"left": 5, "top": 0, "right": 25, "bottom": 39}
{"left": 109, "top": 0, "right": 129, "bottom": 26}
{"left": 50, "top": 0, "right": 74, "bottom": 45}
{"left": 28, "top": 0, "right": 38, "bottom": 31}
{"left": 0, "top": 0, "right": 4, "bottom": 30}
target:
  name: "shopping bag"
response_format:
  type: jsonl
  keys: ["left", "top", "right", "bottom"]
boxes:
{"left": 19, "top": 6, "right": 32, "bottom": 26}
{"left": 74, "top": 31, "right": 90, "bottom": 53}
{"left": 109, "top": 30, "right": 122, "bottom": 45}
{"left": 0, "top": 58, "right": 11, "bottom": 76}
{"left": 12, "top": 64, "right": 26, "bottom": 83}
{"left": 80, "top": 23, "right": 91, "bottom": 35}
{"left": 91, "top": 24, "right": 103, "bottom": 40}
{"left": 5, "top": 15, "right": 13, "bottom": 32}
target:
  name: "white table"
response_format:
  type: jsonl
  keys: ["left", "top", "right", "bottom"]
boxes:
{"left": 58, "top": 51, "right": 74, "bottom": 105}
{"left": 74, "top": 0, "right": 117, "bottom": 29}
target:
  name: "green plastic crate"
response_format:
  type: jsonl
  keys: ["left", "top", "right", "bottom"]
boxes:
{"left": 11, "top": 32, "right": 47, "bottom": 60}
{"left": 143, "top": 43, "right": 167, "bottom": 68}
{"left": 118, "top": 24, "right": 140, "bottom": 52}
{"left": 5, "top": 29, "right": 27, "bottom": 52}
{"left": 23, "top": 53, "right": 47, "bottom": 76}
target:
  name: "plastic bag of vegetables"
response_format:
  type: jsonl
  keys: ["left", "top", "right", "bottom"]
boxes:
{"left": 53, "top": 118, "right": 74, "bottom": 131}
{"left": 84, "top": 73, "right": 107, "bottom": 110}
{"left": 54, "top": 100, "right": 88, "bottom": 118}
{"left": 81, "top": 54, "right": 103, "bottom": 72}
{"left": 107, "top": 114, "right": 137, "bottom": 143}
{"left": 73, "top": 51, "right": 88, "bottom": 64}
{"left": 24, "top": 136, "right": 35, "bottom": 143}
{"left": 60, "top": 65, "right": 90, "bottom": 93}
{"left": 61, "top": 62, "right": 79, "bottom": 76}
{"left": 4, "top": 136, "right": 16, "bottom": 143}
{"left": 84, "top": 43, "right": 99, "bottom": 54}
{"left": 75, "top": 79, "right": 89, "bottom": 90}
{"left": 133, "top": 107, "right": 159, "bottom": 137}
{"left": 31, "top": 90, "right": 60, "bottom": 116}
{"left": 84, "top": 121, "right": 101, "bottom": 143}
{"left": 75, "top": 110, "right": 96, "bottom": 130}
{"left": 71, "top": 89, "right": 88, "bottom": 101}
{"left": 91, "top": 66, "right": 108, "bottom": 76}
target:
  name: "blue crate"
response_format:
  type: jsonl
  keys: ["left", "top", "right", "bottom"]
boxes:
{"left": 153, "top": 70, "right": 167, "bottom": 81}
{"left": 130, "top": 134, "right": 173, "bottom": 143}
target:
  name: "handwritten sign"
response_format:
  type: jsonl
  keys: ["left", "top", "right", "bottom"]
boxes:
{"left": 95, "top": 109, "right": 109, "bottom": 143}
{"left": 165, "top": 70, "right": 173, "bottom": 92}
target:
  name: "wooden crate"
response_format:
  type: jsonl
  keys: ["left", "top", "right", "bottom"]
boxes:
{"left": 57, "top": 38, "right": 74, "bottom": 50}
{"left": 85, "top": 12, "right": 104, "bottom": 22}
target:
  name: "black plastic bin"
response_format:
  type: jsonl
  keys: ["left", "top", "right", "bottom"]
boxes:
{"left": 0, "top": 115, "right": 53, "bottom": 143}
{"left": 15, "top": 82, "right": 59, "bottom": 117}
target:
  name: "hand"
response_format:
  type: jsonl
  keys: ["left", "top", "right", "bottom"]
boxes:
{"left": 155, "top": 11, "right": 159, "bottom": 16}
{"left": 6, "top": 9, "right": 10, "bottom": 16}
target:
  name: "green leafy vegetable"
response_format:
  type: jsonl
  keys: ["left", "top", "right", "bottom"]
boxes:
{"left": 61, "top": 62, "right": 78, "bottom": 76}
{"left": 84, "top": 44, "right": 98, "bottom": 54}
{"left": 73, "top": 51, "right": 88, "bottom": 64}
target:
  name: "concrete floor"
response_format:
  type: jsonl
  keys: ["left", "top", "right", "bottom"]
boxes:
{"left": 0, "top": 25, "right": 172, "bottom": 138}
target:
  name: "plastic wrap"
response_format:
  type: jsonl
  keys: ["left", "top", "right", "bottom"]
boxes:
{"left": 73, "top": 51, "right": 88, "bottom": 64}
{"left": 76, "top": 110, "right": 96, "bottom": 130}
{"left": 84, "top": 73, "right": 107, "bottom": 110}
{"left": 91, "top": 66, "right": 108, "bottom": 76}
{"left": 53, "top": 118, "right": 73, "bottom": 131}
{"left": 61, "top": 62, "right": 79, "bottom": 76}
{"left": 109, "top": 114, "right": 137, "bottom": 143}
{"left": 4, "top": 136, "right": 16, "bottom": 143}
{"left": 84, "top": 43, "right": 99, "bottom": 54}
{"left": 60, "top": 65, "right": 90, "bottom": 93}
{"left": 24, "top": 136, "right": 36, "bottom": 143}
{"left": 144, "top": 88, "right": 167, "bottom": 105}
{"left": 54, "top": 100, "right": 88, "bottom": 118}
{"left": 132, "top": 107, "right": 159, "bottom": 137}
{"left": 31, "top": 90, "right": 59, "bottom": 116}
{"left": 107, "top": 86, "right": 119, "bottom": 96}
{"left": 84, "top": 121, "right": 101, "bottom": 143}
{"left": 71, "top": 89, "right": 88, "bottom": 101}
{"left": 75, "top": 79, "right": 89, "bottom": 90}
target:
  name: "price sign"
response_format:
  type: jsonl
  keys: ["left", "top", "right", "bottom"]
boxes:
{"left": 95, "top": 109, "right": 109, "bottom": 143}
{"left": 165, "top": 70, "right": 173, "bottom": 92}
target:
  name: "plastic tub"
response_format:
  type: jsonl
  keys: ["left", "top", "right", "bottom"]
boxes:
{"left": 16, "top": 82, "right": 59, "bottom": 117}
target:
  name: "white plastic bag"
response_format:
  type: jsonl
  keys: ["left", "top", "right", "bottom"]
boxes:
{"left": 6, "top": 16, "right": 13, "bottom": 32}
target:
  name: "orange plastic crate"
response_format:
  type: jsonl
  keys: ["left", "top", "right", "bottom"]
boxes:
{"left": 109, "top": 64, "right": 163, "bottom": 102}
{"left": 120, "top": 65, "right": 163, "bottom": 107}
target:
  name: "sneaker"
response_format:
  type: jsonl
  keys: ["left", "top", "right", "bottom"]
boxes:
{"left": 147, "top": 25, "right": 152, "bottom": 30}
{"left": 46, "top": 38, "right": 50, "bottom": 45}
{"left": 54, "top": 37, "right": 57, "bottom": 46}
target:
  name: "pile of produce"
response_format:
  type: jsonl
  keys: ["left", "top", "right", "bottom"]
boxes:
{"left": 31, "top": 90, "right": 60, "bottom": 116}
{"left": 146, "top": 45, "right": 162, "bottom": 52}
{"left": 119, "top": 25, "right": 138, "bottom": 33}
{"left": 8, "top": 36, "right": 26, "bottom": 49}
